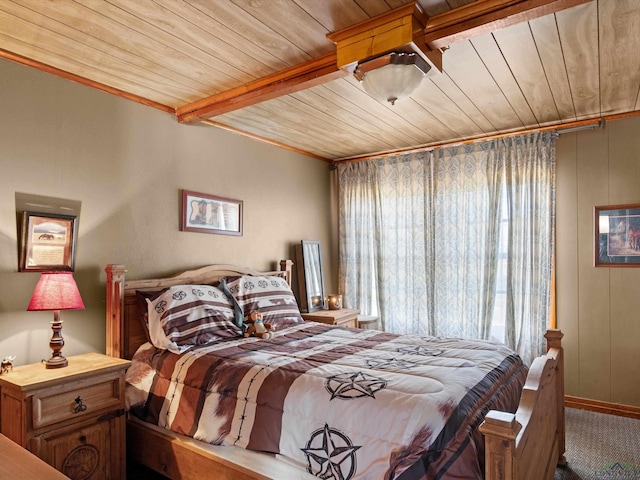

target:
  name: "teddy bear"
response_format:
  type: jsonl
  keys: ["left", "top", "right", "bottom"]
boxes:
{"left": 243, "top": 310, "right": 275, "bottom": 339}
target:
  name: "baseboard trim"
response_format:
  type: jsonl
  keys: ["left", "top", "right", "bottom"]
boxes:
{"left": 565, "top": 395, "right": 640, "bottom": 419}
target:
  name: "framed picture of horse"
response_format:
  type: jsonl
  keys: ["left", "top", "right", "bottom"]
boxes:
{"left": 19, "top": 212, "right": 78, "bottom": 272}
{"left": 594, "top": 203, "right": 640, "bottom": 266}
{"left": 180, "top": 190, "right": 243, "bottom": 236}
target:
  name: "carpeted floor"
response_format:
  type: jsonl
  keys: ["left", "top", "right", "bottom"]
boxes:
{"left": 127, "top": 407, "right": 640, "bottom": 479}
{"left": 555, "top": 407, "right": 640, "bottom": 479}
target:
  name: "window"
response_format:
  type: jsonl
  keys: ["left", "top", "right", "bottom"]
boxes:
{"left": 339, "top": 132, "right": 556, "bottom": 364}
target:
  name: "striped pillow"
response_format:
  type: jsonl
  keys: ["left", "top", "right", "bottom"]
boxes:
{"left": 221, "top": 275, "right": 303, "bottom": 330}
{"left": 147, "top": 285, "right": 239, "bottom": 353}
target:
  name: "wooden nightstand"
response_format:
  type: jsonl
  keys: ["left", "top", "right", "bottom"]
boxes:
{"left": 302, "top": 308, "right": 359, "bottom": 328}
{"left": 0, "top": 353, "right": 130, "bottom": 480}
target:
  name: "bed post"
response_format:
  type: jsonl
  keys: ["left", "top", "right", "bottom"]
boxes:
{"left": 480, "top": 411, "right": 521, "bottom": 480}
{"left": 105, "top": 264, "right": 126, "bottom": 359}
{"left": 545, "top": 329, "right": 566, "bottom": 466}
{"left": 280, "top": 259, "right": 293, "bottom": 286}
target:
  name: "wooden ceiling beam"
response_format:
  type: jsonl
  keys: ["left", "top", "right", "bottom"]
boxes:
{"left": 176, "top": 52, "right": 344, "bottom": 124}
{"left": 424, "top": 0, "right": 593, "bottom": 50}
{"left": 178, "top": 0, "right": 590, "bottom": 123}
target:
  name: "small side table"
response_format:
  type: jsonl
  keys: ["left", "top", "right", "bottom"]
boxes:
{"left": 357, "top": 315, "right": 380, "bottom": 330}
{"left": 0, "top": 353, "right": 130, "bottom": 479}
{"left": 301, "top": 308, "right": 359, "bottom": 328}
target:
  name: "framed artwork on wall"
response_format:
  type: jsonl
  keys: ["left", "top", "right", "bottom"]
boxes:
{"left": 594, "top": 203, "right": 640, "bottom": 266}
{"left": 19, "top": 212, "right": 78, "bottom": 271}
{"left": 180, "top": 189, "right": 243, "bottom": 236}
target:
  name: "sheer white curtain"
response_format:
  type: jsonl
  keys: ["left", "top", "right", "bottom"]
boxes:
{"left": 338, "top": 132, "right": 556, "bottom": 364}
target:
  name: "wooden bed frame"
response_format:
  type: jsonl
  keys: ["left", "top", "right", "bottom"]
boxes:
{"left": 105, "top": 261, "right": 566, "bottom": 480}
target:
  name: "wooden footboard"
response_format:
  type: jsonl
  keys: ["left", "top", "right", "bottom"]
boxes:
{"left": 480, "top": 330, "right": 565, "bottom": 480}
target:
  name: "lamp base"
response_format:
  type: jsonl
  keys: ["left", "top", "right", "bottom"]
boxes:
{"left": 45, "top": 354, "right": 68, "bottom": 369}
{"left": 47, "top": 313, "right": 67, "bottom": 368}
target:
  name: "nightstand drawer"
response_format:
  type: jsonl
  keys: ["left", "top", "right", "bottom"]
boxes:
{"left": 32, "top": 373, "right": 123, "bottom": 429}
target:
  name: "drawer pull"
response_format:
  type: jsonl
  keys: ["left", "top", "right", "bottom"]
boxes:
{"left": 74, "top": 396, "right": 87, "bottom": 413}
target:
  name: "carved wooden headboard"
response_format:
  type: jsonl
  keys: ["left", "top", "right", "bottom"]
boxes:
{"left": 105, "top": 260, "right": 293, "bottom": 360}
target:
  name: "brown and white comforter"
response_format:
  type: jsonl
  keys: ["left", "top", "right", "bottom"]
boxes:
{"left": 126, "top": 322, "right": 526, "bottom": 480}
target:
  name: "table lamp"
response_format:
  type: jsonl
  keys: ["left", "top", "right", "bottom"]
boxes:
{"left": 27, "top": 271, "right": 85, "bottom": 368}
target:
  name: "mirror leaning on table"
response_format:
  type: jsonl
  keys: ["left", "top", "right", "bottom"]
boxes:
{"left": 295, "top": 240, "right": 326, "bottom": 313}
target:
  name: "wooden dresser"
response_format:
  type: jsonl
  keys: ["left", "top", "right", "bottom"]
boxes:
{"left": 0, "top": 433, "right": 70, "bottom": 479}
{"left": 0, "top": 353, "right": 130, "bottom": 480}
{"left": 302, "top": 308, "right": 359, "bottom": 328}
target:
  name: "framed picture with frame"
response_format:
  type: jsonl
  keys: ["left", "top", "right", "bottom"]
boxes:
{"left": 180, "top": 190, "right": 243, "bottom": 236}
{"left": 594, "top": 203, "right": 640, "bottom": 267}
{"left": 19, "top": 212, "right": 78, "bottom": 271}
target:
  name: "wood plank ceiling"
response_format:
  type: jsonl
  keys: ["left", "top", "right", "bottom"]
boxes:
{"left": 1, "top": 0, "right": 639, "bottom": 161}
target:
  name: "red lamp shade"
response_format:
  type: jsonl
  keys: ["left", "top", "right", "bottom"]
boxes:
{"left": 27, "top": 272, "right": 84, "bottom": 368}
{"left": 27, "top": 272, "right": 85, "bottom": 311}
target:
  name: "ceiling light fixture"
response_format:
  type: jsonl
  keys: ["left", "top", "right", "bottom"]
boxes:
{"left": 354, "top": 52, "right": 431, "bottom": 105}
{"left": 327, "top": 2, "right": 442, "bottom": 107}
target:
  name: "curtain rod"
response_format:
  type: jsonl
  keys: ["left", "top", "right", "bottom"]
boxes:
{"left": 556, "top": 119, "right": 604, "bottom": 134}
{"left": 333, "top": 110, "right": 640, "bottom": 165}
